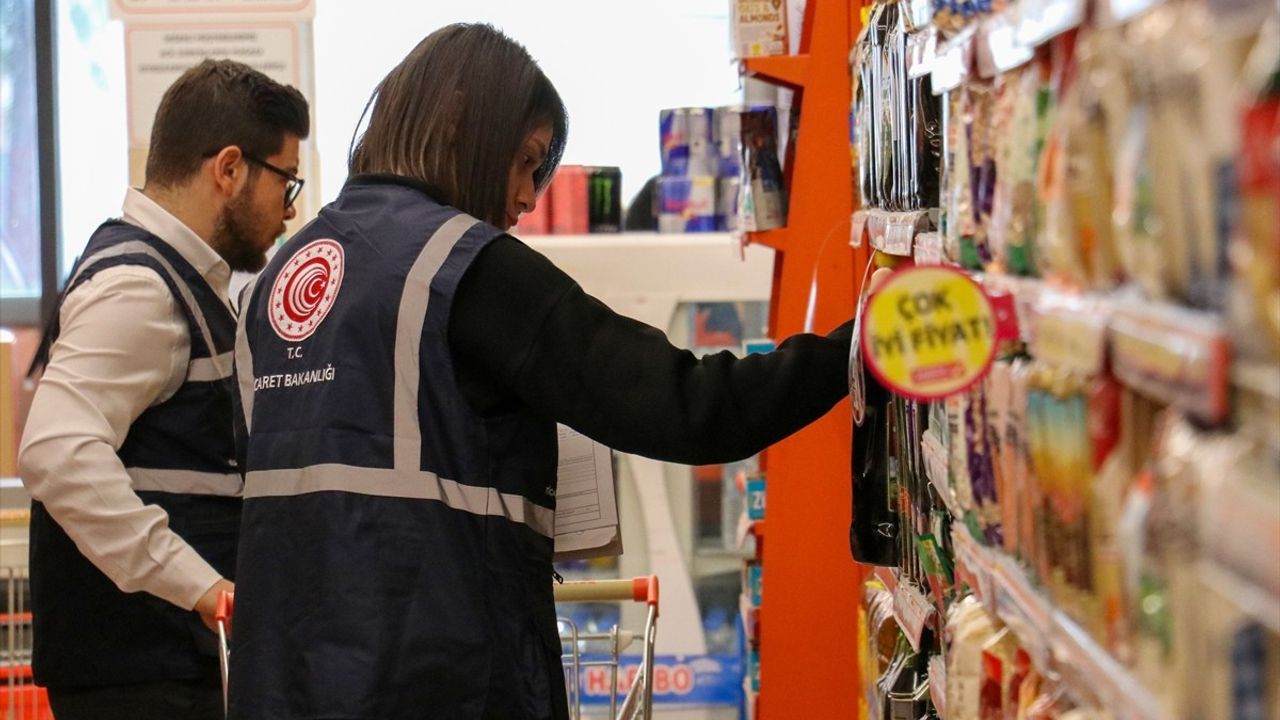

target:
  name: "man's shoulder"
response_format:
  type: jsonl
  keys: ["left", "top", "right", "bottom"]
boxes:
{"left": 61, "top": 264, "right": 178, "bottom": 321}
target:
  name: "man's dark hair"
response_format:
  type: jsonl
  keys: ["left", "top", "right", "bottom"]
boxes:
{"left": 145, "top": 59, "right": 310, "bottom": 188}
{"left": 348, "top": 23, "right": 568, "bottom": 227}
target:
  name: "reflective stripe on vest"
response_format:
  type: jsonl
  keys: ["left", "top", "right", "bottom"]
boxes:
{"left": 187, "top": 351, "right": 234, "bottom": 382}
{"left": 393, "top": 213, "right": 478, "bottom": 471}
{"left": 242, "top": 463, "right": 555, "bottom": 538}
{"left": 72, "top": 240, "right": 231, "bottom": 380}
{"left": 127, "top": 467, "right": 243, "bottom": 496}
{"left": 235, "top": 275, "right": 260, "bottom": 433}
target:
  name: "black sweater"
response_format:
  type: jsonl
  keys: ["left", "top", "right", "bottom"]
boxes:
{"left": 448, "top": 229, "right": 853, "bottom": 466}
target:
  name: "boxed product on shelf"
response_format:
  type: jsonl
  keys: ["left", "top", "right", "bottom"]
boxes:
{"left": 745, "top": 645, "right": 760, "bottom": 693}
{"left": 739, "top": 592, "right": 759, "bottom": 646}
{"left": 739, "top": 107, "right": 787, "bottom": 231}
{"left": 744, "top": 472, "right": 766, "bottom": 522}
{"left": 743, "top": 561, "right": 762, "bottom": 607}
{"left": 731, "top": 0, "right": 789, "bottom": 59}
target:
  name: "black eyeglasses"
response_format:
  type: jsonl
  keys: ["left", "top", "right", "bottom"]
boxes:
{"left": 243, "top": 154, "right": 305, "bottom": 209}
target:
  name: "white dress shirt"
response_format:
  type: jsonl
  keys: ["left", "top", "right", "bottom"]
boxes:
{"left": 18, "top": 188, "right": 233, "bottom": 611}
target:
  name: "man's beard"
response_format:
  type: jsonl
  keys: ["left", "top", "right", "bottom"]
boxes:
{"left": 212, "top": 185, "right": 273, "bottom": 273}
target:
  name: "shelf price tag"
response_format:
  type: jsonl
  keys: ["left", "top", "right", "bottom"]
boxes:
{"left": 861, "top": 267, "right": 1017, "bottom": 400}
{"left": 894, "top": 580, "right": 935, "bottom": 652}
{"left": 851, "top": 210, "right": 868, "bottom": 249}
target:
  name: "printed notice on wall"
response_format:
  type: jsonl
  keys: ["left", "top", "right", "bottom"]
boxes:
{"left": 554, "top": 425, "right": 622, "bottom": 561}
{"left": 125, "top": 24, "right": 300, "bottom": 145}
{"left": 112, "top": 0, "right": 315, "bottom": 19}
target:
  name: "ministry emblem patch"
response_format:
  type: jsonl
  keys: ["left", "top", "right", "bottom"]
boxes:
{"left": 268, "top": 239, "right": 345, "bottom": 342}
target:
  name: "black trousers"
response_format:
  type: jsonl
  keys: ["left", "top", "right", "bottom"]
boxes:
{"left": 48, "top": 677, "right": 223, "bottom": 720}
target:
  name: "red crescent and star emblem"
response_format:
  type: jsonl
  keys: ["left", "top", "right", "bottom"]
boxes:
{"left": 268, "top": 239, "right": 345, "bottom": 343}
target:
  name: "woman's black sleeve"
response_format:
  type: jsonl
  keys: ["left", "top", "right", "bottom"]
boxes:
{"left": 448, "top": 236, "right": 853, "bottom": 466}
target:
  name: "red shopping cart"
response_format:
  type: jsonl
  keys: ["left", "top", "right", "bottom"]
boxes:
{"left": 2, "top": 566, "right": 53, "bottom": 720}
{"left": 554, "top": 575, "right": 660, "bottom": 720}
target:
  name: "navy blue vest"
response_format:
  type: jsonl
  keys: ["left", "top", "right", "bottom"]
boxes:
{"left": 230, "top": 181, "right": 567, "bottom": 720}
{"left": 29, "top": 221, "right": 242, "bottom": 688}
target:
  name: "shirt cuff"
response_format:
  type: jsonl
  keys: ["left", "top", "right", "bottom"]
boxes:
{"left": 148, "top": 546, "right": 224, "bottom": 611}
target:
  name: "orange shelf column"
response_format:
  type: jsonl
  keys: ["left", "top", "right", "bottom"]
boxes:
{"left": 743, "top": 0, "right": 871, "bottom": 717}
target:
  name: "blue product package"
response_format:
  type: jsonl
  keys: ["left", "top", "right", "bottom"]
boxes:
{"left": 745, "top": 474, "right": 766, "bottom": 521}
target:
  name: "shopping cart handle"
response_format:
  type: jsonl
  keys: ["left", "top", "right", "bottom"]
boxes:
{"left": 554, "top": 575, "right": 660, "bottom": 615}
{"left": 632, "top": 575, "right": 659, "bottom": 611}
{"left": 216, "top": 590, "right": 234, "bottom": 625}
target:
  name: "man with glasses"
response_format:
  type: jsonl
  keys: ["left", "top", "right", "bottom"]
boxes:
{"left": 18, "top": 59, "right": 308, "bottom": 720}
{"left": 245, "top": 154, "right": 305, "bottom": 210}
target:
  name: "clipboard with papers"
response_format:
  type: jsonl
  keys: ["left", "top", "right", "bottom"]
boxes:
{"left": 552, "top": 425, "right": 623, "bottom": 561}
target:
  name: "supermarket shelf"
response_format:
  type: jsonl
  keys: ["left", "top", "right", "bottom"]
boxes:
{"left": 1108, "top": 299, "right": 1230, "bottom": 424}
{"left": 951, "top": 528, "right": 1164, "bottom": 720}
{"left": 740, "top": 53, "right": 811, "bottom": 89}
{"left": 744, "top": 227, "right": 791, "bottom": 253}
{"left": 521, "top": 231, "right": 775, "bottom": 309}
{"left": 971, "top": 272, "right": 1232, "bottom": 423}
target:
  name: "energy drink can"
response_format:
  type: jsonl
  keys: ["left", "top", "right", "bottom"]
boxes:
{"left": 587, "top": 166, "right": 622, "bottom": 233}
{"left": 657, "top": 176, "right": 717, "bottom": 233}
{"left": 550, "top": 164, "right": 589, "bottom": 234}
{"left": 714, "top": 106, "right": 744, "bottom": 178}
{"left": 686, "top": 107, "right": 717, "bottom": 176}
{"left": 717, "top": 176, "right": 741, "bottom": 232}
{"left": 660, "top": 108, "right": 691, "bottom": 176}
{"left": 661, "top": 107, "right": 717, "bottom": 177}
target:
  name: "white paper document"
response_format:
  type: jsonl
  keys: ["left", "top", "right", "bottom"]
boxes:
{"left": 553, "top": 425, "right": 622, "bottom": 561}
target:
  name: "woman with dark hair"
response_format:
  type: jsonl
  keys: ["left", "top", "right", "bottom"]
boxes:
{"left": 231, "top": 23, "right": 853, "bottom": 719}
